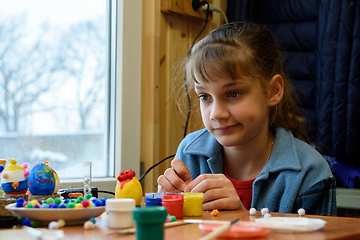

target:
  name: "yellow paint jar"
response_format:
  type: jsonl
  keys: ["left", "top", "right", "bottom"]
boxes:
{"left": 183, "top": 192, "right": 203, "bottom": 217}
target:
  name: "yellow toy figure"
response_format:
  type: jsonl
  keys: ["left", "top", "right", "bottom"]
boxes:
{"left": 115, "top": 170, "right": 143, "bottom": 206}
{"left": 1, "top": 158, "right": 30, "bottom": 195}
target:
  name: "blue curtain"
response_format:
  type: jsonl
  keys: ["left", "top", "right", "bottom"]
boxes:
{"left": 227, "top": 0, "right": 360, "bottom": 188}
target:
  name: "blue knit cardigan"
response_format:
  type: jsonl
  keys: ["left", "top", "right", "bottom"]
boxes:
{"left": 175, "top": 127, "right": 337, "bottom": 216}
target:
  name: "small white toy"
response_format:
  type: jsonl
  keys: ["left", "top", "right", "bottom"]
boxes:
{"left": 261, "top": 208, "right": 269, "bottom": 215}
{"left": 249, "top": 208, "right": 257, "bottom": 215}
{"left": 264, "top": 212, "right": 272, "bottom": 218}
{"left": 298, "top": 208, "right": 306, "bottom": 216}
{"left": 48, "top": 221, "right": 60, "bottom": 229}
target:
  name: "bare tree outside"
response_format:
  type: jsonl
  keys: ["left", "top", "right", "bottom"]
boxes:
{"left": 0, "top": 15, "right": 66, "bottom": 133}
{"left": 0, "top": 1, "right": 108, "bottom": 178}
{"left": 58, "top": 19, "right": 106, "bottom": 130}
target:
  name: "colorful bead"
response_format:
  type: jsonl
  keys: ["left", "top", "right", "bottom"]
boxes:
{"left": 75, "top": 203, "right": 83, "bottom": 208}
{"left": 22, "top": 218, "right": 32, "bottom": 226}
{"left": 41, "top": 203, "right": 50, "bottom": 208}
{"left": 83, "top": 221, "right": 94, "bottom": 230}
{"left": 57, "top": 219, "right": 65, "bottom": 227}
{"left": 54, "top": 198, "right": 61, "bottom": 205}
{"left": 82, "top": 200, "right": 90, "bottom": 208}
{"left": 67, "top": 203, "right": 75, "bottom": 208}
{"left": 32, "top": 221, "right": 40, "bottom": 228}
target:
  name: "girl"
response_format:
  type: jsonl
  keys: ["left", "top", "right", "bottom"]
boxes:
{"left": 157, "top": 22, "right": 336, "bottom": 216}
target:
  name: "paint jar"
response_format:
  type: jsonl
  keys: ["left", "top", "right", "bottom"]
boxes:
{"left": 145, "top": 193, "right": 163, "bottom": 207}
{"left": 161, "top": 193, "right": 184, "bottom": 219}
{"left": 133, "top": 206, "right": 167, "bottom": 240}
{"left": 183, "top": 192, "right": 203, "bottom": 217}
{"left": 106, "top": 198, "right": 135, "bottom": 229}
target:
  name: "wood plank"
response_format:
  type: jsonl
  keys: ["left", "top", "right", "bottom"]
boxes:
{"left": 141, "top": 0, "right": 226, "bottom": 194}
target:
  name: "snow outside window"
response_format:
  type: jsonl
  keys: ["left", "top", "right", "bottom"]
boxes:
{"left": 0, "top": 0, "right": 141, "bottom": 184}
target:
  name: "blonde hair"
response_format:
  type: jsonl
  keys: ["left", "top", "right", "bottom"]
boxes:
{"left": 184, "top": 22, "right": 310, "bottom": 143}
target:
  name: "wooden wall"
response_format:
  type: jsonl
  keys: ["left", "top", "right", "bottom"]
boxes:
{"left": 141, "top": 0, "right": 227, "bottom": 194}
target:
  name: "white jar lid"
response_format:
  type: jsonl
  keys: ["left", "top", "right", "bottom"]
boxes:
{"left": 106, "top": 198, "right": 136, "bottom": 211}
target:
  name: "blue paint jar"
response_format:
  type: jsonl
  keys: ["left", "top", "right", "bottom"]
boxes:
{"left": 145, "top": 193, "right": 163, "bottom": 207}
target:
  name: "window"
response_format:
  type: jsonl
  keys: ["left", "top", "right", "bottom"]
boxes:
{"left": 0, "top": 0, "right": 141, "bottom": 190}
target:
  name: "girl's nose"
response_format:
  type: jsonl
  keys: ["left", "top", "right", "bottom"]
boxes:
{"left": 209, "top": 101, "right": 229, "bottom": 120}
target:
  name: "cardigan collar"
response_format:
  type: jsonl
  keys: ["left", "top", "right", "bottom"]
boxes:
{"left": 182, "top": 127, "right": 302, "bottom": 175}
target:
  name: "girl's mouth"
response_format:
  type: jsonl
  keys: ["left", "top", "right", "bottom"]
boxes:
{"left": 214, "top": 124, "right": 239, "bottom": 133}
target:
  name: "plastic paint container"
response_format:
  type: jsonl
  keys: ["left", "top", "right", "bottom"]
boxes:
{"left": 106, "top": 198, "right": 135, "bottom": 229}
{"left": 161, "top": 193, "right": 184, "bottom": 219}
{"left": 145, "top": 193, "right": 163, "bottom": 207}
{"left": 133, "top": 206, "right": 167, "bottom": 240}
{"left": 183, "top": 192, "right": 203, "bottom": 217}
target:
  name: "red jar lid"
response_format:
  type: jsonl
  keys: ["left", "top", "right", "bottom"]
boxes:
{"left": 161, "top": 193, "right": 184, "bottom": 202}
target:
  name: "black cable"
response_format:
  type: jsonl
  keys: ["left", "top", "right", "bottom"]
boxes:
{"left": 184, "top": 1, "right": 210, "bottom": 138}
{"left": 138, "top": 154, "right": 175, "bottom": 182}
{"left": 137, "top": 2, "right": 210, "bottom": 183}
{"left": 97, "top": 190, "right": 115, "bottom": 195}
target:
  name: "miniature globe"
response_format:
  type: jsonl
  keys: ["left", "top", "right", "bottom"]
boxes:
{"left": 44, "top": 161, "right": 60, "bottom": 194}
{"left": 52, "top": 168, "right": 60, "bottom": 194}
{"left": 28, "top": 163, "right": 55, "bottom": 195}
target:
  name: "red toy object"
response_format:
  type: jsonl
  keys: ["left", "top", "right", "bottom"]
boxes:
{"left": 115, "top": 170, "right": 143, "bottom": 206}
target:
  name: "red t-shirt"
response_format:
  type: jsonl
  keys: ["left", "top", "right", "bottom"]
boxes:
{"left": 223, "top": 165, "right": 255, "bottom": 210}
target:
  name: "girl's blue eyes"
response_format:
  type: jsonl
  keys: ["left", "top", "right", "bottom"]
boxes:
{"left": 198, "top": 92, "right": 241, "bottom": 101}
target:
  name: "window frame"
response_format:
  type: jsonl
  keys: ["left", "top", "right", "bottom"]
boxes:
{"left": 60, "top": 0, "right": 142, "bottom": 196}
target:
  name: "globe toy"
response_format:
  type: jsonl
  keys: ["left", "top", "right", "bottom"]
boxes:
{"left": 28, "top": 163, "right": 56, "bottom": 195}
{"left": 44, "top": 161, "right": 60, "bottom": 194}
{"left": 1, "top": 158, "right": 29, "bottom": 194}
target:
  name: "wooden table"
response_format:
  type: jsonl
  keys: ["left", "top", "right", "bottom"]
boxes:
{"left": 2, "top": 210, "right": 360, "bottom": 240}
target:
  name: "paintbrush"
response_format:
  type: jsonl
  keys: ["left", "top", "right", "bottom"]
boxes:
{"left": 197, "top": 219, "right": 240, "bottom": 240}
{"left": 105, "top": 220, "right": 189, "bottom": 236}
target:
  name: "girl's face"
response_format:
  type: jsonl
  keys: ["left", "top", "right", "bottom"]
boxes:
{"left": 194, "top": 74, "right": 271, "bottom": 148}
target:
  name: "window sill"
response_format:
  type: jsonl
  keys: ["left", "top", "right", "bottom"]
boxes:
{"left": 59, "top": 178, "right": 117, "bottom": 199}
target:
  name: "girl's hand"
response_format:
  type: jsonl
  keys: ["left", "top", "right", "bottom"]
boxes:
{"left": 185, "top": 174, "right": 245, "bottom": 211}
{"left": 157, "top": 159, "right": 192, "bottom": 193}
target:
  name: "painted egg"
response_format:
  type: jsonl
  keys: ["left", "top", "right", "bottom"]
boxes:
{"left": 28, "top": 163, "right": 55, "bottom": 195}
{"left": 1, "top": 158, "right": 28, "bottom": 194}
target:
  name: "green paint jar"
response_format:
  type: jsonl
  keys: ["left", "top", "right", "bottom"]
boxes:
{"left": 133, "top": 206, "right": 167, "bottom": 240}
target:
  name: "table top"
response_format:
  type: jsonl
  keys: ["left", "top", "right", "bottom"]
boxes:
{"left": 2, "top": 210, "right": 360, "bottom": 240}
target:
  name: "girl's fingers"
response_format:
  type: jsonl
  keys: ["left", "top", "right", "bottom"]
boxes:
{"left": 157, "top": 166, "right": 188, "bottom": 192}
{"left": 157, "top": 159, "right": 192, "bottom": 193}
{"left": 171, "top": 159, "right": 192, "bottom": 184}
{"left": 202, "top": 198, "right": 239, "bottom": 211}
{"left": 184, "top": 174, "right": 244, "bottom": 210}
{"left": 185, "top": 174, "right": 223, "bottom": 192}
{"left": 157, "top": 184, "right": 168, "bottom": 193}
{"left": 202, "top": 187, "right": 240, "bottom": 209}
{"left": 157, "top": 174, "right": 178, "bottom": 192}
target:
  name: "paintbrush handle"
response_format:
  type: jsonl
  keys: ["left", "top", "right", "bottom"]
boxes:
{"left": 238, "top": 222, "right": 309, "bottom": 232}
{"left": 108, "top": 220, "right": 189, "bottom": 236}
{"left": 198, "top": 222, "right": 232, "bottom": 240}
